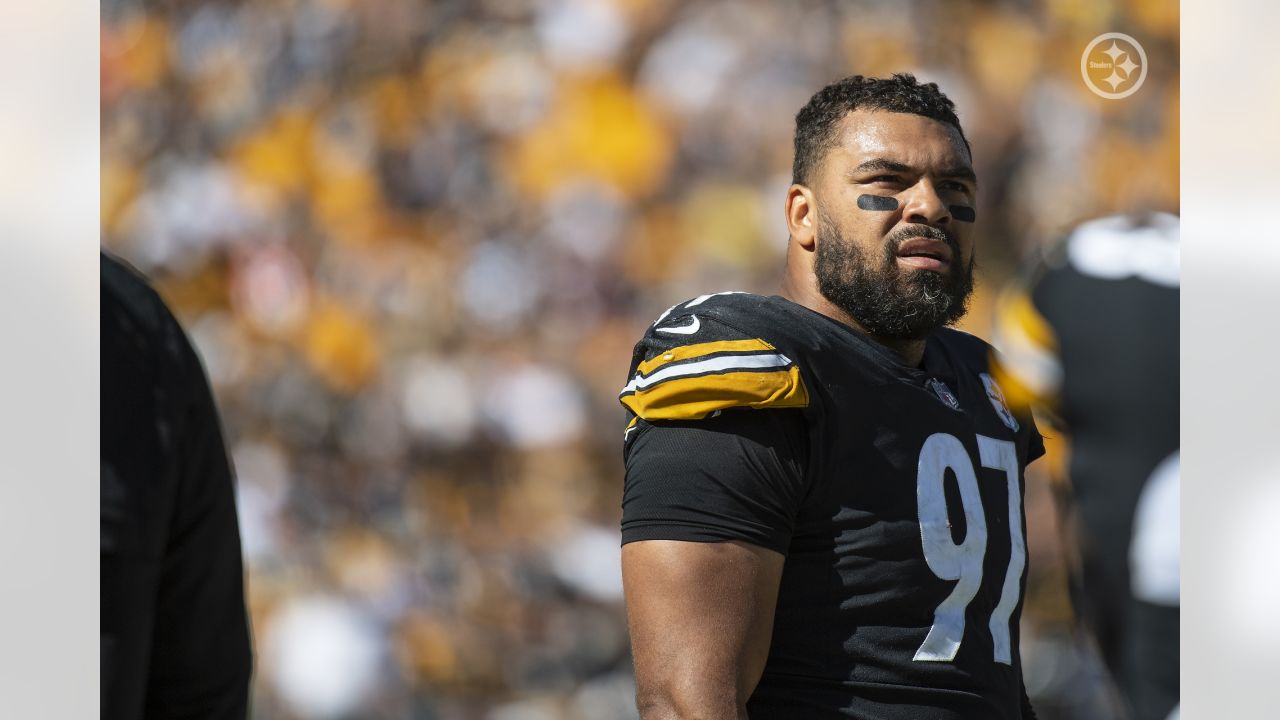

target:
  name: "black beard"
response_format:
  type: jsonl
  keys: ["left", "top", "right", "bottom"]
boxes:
{"left": 814, "top": 214, "right": 975, "bottom": 341}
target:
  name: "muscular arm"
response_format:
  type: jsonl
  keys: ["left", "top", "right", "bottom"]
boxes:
{"left": 617, "top": 342, "right": 808, "bottom": 719}
{"left": 623, "top": 539, "right": 784, "bottom": 720}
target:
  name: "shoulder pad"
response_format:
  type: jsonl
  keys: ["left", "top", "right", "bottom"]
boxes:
{"left": 620, "top": 293, "right": 809, "bottom": 422}
{"left": 648, "top": 290, "right": 761, "bottom": 328}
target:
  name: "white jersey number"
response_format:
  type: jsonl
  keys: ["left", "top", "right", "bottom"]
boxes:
{"left": 913, "top": 433, "right": 1026, "bottom": 665}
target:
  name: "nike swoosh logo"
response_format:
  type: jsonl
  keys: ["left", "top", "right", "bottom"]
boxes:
{"left": 656, "top": 315, "right": 700, "bottom": 335}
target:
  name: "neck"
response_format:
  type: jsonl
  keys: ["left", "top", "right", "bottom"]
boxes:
{"left": 869, "top": 336, "right": 927, "bottom": 368}
{"left": 779, "top": 276, "right": 928, "bottom": 368}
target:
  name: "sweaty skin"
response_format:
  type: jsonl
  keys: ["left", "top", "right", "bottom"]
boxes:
{"left": 624, "top": 109, "right": 980, "bottom": 719}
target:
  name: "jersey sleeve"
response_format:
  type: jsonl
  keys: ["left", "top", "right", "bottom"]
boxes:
{"left": 622, "top": 410, "right": 809, "bottom": 553}
{"left": 990, "top": 283, "right": 1062, "bottom": 414}
{"left": 618, "top": 304, "right": 812, "bottom": 553}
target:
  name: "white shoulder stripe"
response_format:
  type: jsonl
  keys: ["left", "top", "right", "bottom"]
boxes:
{"left": 685, "top": 290, "right": 748, "bottom": 307}
{"left": 620, "top": 352, "right": 792, "bottom": 396}
{"left": 649, "top": 291, "right": 751, "bottom": 327}
{"left": 651, "top": 302, "right": 681, "bottom": 327}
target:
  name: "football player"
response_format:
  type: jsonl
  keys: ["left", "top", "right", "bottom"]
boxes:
{"left": 620, "top": 74, "right": 1043, "bottom": 719}
{"left": 991, "top": 212, "right": 1179, "bottom": 720}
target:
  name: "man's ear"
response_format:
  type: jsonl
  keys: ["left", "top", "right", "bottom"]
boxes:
{"left": 786, "top": 184, "right": 817, "bottom": 250}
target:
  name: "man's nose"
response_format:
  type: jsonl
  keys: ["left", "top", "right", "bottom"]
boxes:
{"left": 899, "top": 180, "right": 951, "bottom": 226}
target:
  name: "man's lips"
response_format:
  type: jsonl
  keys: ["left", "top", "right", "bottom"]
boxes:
{"left": 894, "top": 237, "right": 953, "bottom": 270}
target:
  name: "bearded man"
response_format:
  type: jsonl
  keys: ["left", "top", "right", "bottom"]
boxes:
{"left": 618, "top": 73, "right": 1044, "bottom": 719}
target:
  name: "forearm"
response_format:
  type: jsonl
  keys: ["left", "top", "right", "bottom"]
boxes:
{"left": 631, "top": 617, "right": 753, "bottom": 720}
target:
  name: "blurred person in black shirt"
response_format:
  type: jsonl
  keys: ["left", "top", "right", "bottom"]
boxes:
{"left": 101, "top": 252, "right": 252, "bottom": 719}
{"left": 991, "top": 212, "right": 1179, "bottom": 720}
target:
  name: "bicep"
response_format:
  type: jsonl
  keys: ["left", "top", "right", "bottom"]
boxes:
{"left": 623, "top": 539, "right": 784, "bottom": 718}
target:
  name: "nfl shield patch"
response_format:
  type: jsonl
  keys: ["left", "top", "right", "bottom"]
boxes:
{"left": 980, "top": 373, "right": 1020, "bottom": 432}
{"left": 927, "top": 378, "right": 961, "bottom": 410}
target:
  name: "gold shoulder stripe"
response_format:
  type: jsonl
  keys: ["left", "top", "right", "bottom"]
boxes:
{"left": 621, "top": 366, "right": 808, "bottom": 421}
{"left": 637, "top": 338, "right": 776, "bottom": 376}
{"left": 996, "top": 288, "right": 1057, "bottom": 351}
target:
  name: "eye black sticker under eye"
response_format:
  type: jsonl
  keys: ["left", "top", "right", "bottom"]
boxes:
{"left": 949, "top": 206, "right": 976, "bottom": 223}
{"left": 857, "top": 195, "right": 899, "bottom": 211}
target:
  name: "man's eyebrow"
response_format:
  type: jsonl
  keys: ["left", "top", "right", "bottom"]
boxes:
{"left": 848, "top": 159, "right": 977, "bottom": 186}
{"left": 849, "top": 158, "right": 913, "bottom": 176}
{"left": 938, "top": 166, "right": 978, "bottom": 185}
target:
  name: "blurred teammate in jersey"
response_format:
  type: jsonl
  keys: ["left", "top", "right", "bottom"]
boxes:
{"left": 991, "top": 213, "right": 1179, "bottom": 720}
{"left": 620, "top": 74, "right": 1042, "bottom": 719}
{"left": 102, "top": 252, "right": 253, "bottom": 719}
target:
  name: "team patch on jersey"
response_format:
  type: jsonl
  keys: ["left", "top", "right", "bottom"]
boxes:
{"left": 979, "top": 372, "right": 1020, "bottom": 432}
{"left": 619, "top": 339, "right": 809, "bottom": 421}
{"left": 991, "top": 287, "right": 1062, "bottom": 409}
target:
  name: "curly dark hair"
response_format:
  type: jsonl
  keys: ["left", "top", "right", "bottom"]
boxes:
{"left": 792, "top": 73, "right": 970, "bottom": 185}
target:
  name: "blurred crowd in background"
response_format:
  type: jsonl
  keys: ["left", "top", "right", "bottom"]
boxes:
{"left": 100, "top": 0, "right": 1177, "bottom": 718}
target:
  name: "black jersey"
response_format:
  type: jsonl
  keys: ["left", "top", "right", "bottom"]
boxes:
{"left": 621, "top": 292, "right": 1043, "bottom": 719}
{"left": 101, "top": 252, "right": 252, "bottom": 720}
